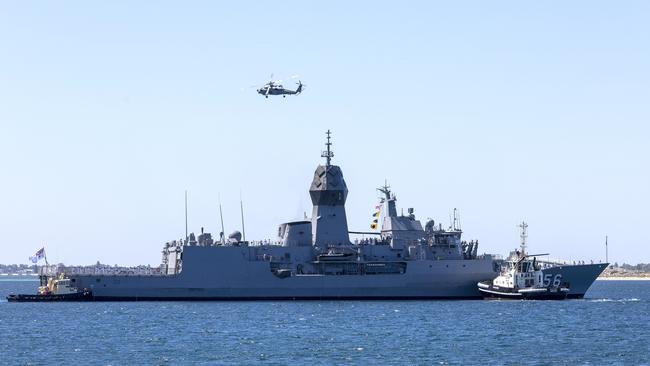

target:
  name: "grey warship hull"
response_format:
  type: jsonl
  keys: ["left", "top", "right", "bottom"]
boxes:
{"left": 542, "top": 263, "right": 608, "bottom": 299}
{"left": 69, "top": 247, "right": 497, "bottom": 300}
{"left": 64, "top": 248, "right": 604, "bottom": 301}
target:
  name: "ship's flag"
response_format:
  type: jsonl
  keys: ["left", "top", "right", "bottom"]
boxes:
{"left": 370, "top": 199, "right": 383, "bottom": 230}
{"left": 29, "top": 247, "right": 46, "bottom": 264}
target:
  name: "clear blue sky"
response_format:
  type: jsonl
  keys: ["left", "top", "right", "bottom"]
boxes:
{"left": 1, "top": 1, "right": 648, "bottom": 265}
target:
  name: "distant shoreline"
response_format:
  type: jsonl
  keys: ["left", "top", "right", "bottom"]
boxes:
{"left": 598, "top": 277, "right": 650, "bottom": 281}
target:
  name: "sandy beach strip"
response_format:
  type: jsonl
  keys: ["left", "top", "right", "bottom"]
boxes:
{"left": 597, "top": 276, "right": 650, "bottom": 281}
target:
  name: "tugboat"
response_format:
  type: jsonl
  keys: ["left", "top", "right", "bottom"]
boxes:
{"left": 7, "top": 273, "right": 92, "bottom": 302}
{"left": 477, "top": 222, "right": 570, "bottom": 300}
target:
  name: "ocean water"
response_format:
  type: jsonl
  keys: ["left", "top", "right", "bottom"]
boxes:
{"left": 1, "top": 280, "right": 648, "bottom": 365}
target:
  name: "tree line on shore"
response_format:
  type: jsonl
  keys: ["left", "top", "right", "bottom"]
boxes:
{"left": 612, "top": 263, "right": 650, "bottom": 272}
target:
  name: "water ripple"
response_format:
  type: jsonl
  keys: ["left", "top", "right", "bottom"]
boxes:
{"left": 1, "top": 280, "right": 648, "bottom": 365}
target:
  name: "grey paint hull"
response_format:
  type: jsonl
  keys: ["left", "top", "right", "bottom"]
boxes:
{"left": 71, "top": 264, "right": 496, "bottom": 300}
{"left": 67, "top": 247, "right": 605, "bottom": 301}
{"left": 70, "top": 247, "right": 498, "bottom": 300}
{"left": 542, "top": 263, "right": 608, "bottom": 298}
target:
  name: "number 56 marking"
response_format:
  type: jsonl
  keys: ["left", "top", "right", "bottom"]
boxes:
{"left": 543, "top": 274, "right": 562, "bottom": 287}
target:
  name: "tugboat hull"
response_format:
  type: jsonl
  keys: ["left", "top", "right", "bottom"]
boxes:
{"left": 6, "top": 291, "right": 92, "bottom": 302}
{"left": 478, "top": 281, "right": 568, "bottom": 300}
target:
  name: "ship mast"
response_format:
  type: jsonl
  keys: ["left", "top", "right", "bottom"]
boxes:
{"left": 321, "top": 129, "right": 334, "bottom": 167}
{"left": 378, "top": 180, "right": 391, "bottom": 201}
{"left": 240, "top": 193, "right": 246, "bottom": 242}
{"left": 519, "top": 221, "right": 528, "bottom": 256}
{"left": 377, "top": 181, "right": 397, "bottom": 218}
{"left": 218, "top": 194, "right": 225, "bottom": 245}
{"left": 185, "top": 190, "right": 188, "bottom": 241}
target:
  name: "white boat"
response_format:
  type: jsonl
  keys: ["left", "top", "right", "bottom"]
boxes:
{"left": 478, "top": 222, "right": 570, "bottom": 300}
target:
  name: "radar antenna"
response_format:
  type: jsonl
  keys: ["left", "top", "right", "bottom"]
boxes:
{"left": 518, "top": 221, "right": 528, "bottom": 255}
{"left": 321, "top": 130, "right": 334, "bottom": 166}
{"left": 453, "top": 208, "right": 461, "bottom": 231}
{"left": 377, "top": 180, "right": 391, "bottom": 201}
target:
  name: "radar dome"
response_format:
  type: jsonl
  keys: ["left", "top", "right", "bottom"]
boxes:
{"left": 228, "top": 231, "right": 242, "bottom": 243}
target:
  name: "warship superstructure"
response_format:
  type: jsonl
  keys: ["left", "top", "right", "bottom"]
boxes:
{"left": 12, "top": 131, "right": 606, "bottom": 301}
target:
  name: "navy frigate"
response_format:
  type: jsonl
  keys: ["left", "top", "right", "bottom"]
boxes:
{"left": 10, "top": 131, "right": 606, "bottom": 301}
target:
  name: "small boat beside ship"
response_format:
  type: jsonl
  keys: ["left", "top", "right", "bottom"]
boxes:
{"left": 477, "top": 222, "right": 605, "bottom": 300}
{"left": 478, "top": 252, "right": 570, "bottom": 300}
{"left": 7, "top": 274, "right": 91, "bottom": 302}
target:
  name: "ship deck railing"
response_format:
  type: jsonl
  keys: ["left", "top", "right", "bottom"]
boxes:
{"left": 479, "top": 254, "right": 503, "bottom": 260}
{"left": 537, "top": 258, "right": 604, "bottom": 267}
{"left": 39, "top": 265, "right": 164, "bottom": 277}
{"left": 247, "top": 240, "right": 283, "bottom": 246}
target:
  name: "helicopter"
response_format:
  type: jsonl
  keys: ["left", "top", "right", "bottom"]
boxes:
{"left": 256, "top": 75, "right": 304, "bottom": 98}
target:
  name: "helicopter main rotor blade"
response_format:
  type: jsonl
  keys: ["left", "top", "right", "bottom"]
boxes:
{"left": 271, "top": 74, "right": 300, "bottom": 84}
{"left": 277, "top": 74, "right": 300, "bottom": 83}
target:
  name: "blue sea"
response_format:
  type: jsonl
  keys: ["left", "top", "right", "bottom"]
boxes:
{"left": 0, "top": 279, "right": 648, "bottom": 365}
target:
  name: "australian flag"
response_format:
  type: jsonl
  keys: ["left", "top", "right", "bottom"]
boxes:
{"left": 29, "top": 247, "right": 45, "bottom": 264}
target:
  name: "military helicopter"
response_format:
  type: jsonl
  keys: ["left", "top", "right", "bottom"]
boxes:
{"left": 256, "top": 75, "right": 304, "bottom": 98}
